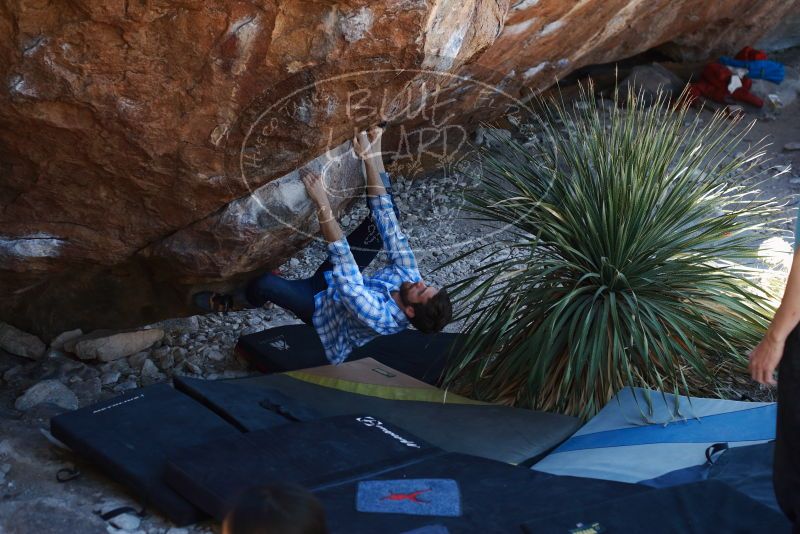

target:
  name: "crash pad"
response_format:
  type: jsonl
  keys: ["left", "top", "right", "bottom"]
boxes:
{"left": 235, "top": 324, "right": 460, "bottom": 384}
{"left": 165, "top": 415, "right": 440, "bottom": 521}
{"left": 174, "top": 374, "right": 580, "bottom": 465}
{"left": 519, "top": 480, "right": 791, "bottom": 533}
{"left": 317, "top": 452, "right": 648, "bottom": 533}
{"left": 50, "top": 384, "right": 245, "bottom": 526}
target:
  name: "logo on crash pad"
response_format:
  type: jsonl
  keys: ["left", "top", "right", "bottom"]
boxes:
{"left": 356, "top": 416, "right": 421, "bottom": 448}
{"left": 266, "top": 336, "right": 289, "bottom": 351}
{"left": 569, "top": 522, "right": 605, "bottom": 534}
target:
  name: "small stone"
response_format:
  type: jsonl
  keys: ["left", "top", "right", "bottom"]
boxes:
{"left": 113, "top": 379, "right": 138, "bottom": 392}
{"left": 151, "top": 346, "right": 174, "bottom": 370}
{"left": 171, "top": 347, "right": 188, "bottom": 362}
{"left": 127, "top": 351, "right": 149, "bottom": 370}
{"left": 99, "top": 359, "right": 130, "bottom": 375}
{"left": 784, "top": 142, "right": 800, "bottom": 151}
{"left": 183, "top": 361, "right": 202, "bottom": 375}
{"left": 156, "top": 353, "right": 175, "bottom": 370}
{"left": 73, "top": 329, "right": 164, "bottom": 362}
{"left": 289, "top": 257, "right": 301, "bottom": 269}
{"left": 206, "top": 349, "right": 225, "bottom": 362}
{"left": 101, "top": 371, "right": 121, "bottom": 386}
{"left": 69, "top": 376, "right": 102, "bottom": 407}
{"left": 140, "top": 359, "right": 162, "bottom": 383}
{"left": 15, "top": 380, "right": 79, "bottom": 411}
{"left": 166, "top": 528, "right": 189, "bottom": 534}
{"left": 0, "top": 322, "right": 46, "bottom": 360}
{"left": 49, "top": 329, "right": 84, "bottom": 351}
{"left": 150, "top": 345, "right": 170, "bottom": 359}
{"left": 109, "top": 513, "right": 141, "bottom": 531}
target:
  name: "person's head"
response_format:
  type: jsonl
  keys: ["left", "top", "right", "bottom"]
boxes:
{"left": 397, "top": 281, "right": 453, "bottom": 333}
{"left": 222, "top": 484, "right": 328, "bottom": 534}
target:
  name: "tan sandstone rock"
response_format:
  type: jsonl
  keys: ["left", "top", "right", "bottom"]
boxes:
{"left": 71, "top": 329, "right": 165, "bottom": 362}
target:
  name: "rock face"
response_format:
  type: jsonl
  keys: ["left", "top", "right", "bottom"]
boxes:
{"left": 1, "top": 0, "right": 798, "bottom": 336}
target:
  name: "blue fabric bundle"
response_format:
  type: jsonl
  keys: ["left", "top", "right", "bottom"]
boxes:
{"left": 718, "top": 57, "right": 785, "bottom": 83}
{"left": 356, "top": 479, "right": 461, "bottom": 517}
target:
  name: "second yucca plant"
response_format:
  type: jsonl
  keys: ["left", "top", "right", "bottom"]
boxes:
{"left": 446, "top": 87, "right": 783, "bottom": 419}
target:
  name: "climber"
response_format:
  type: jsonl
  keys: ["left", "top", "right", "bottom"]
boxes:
{"left": 193, "top": 125, "right": 453, "bottom": 364}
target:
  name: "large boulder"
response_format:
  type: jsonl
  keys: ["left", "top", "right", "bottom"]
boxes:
{"left": 1, "top": 0, "right": 798, "bottom": 337}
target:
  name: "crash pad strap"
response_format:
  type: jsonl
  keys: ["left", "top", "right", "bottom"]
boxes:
{"left": 285, "top": 370, "right": 483, "bottom": 405}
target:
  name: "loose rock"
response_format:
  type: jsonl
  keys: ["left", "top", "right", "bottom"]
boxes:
{"left": 0, "top": 322, "right": 46, "bottom": 360}
{"left": 113, "top": 380, "right": 138, "bottom": 393}
{"left": 108, "top": 512, "right": 141, "bottom": 531}
{"left": 49, "top": 329, "right": 84, "bottom": 351}
{"left": 127, "top": 352, "right": 149, "bottom": 371}
{"left": 15, "top": 380, "right": 79, "bottom": 411}
{"left": 100, "top": 371, "right": 121, "bottom": 386}
{"left": 69, "top": 377, "right": 102, "bottom": 407}
{"left": 73, "top": 329, "right": 164, "bottom": 362}
{"left": 140, "top": 359, "right": 164, "bottom": 385}
{"left": 206, "top": 349, "right": 226, "bottom": 362}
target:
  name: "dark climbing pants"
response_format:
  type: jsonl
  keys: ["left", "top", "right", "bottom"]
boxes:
{"left": 775, "top": 325, "right": 800, "bottom": 529}
{"left": 245, "top": 183, "right": 400, "bottom": 325}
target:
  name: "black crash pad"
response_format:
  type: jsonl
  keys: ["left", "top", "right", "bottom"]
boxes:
{"left": 235, "top": 324, "right": 460, "bottom": 384}
{"left": 174, "top": 375, "right": 581, "bottom": 465}
{"left": 166, "top": 415, "right": 440, "bottom": 521}
{"left": 316, "top": 452, "right": 649, "bottom": 534}
{"left": 520, "top": 480, "right": 792, "bottom": 533}
{"left": 50, "top": 384, "right": 246, "bottom": 526}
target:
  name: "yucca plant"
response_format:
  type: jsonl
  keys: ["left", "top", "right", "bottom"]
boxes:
{"left": 444, "top": 86, "right": 785, "bottom": 420}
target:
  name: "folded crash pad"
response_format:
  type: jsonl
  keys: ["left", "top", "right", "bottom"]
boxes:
{"left": 235, "top": 324, "right": 460, "bottom": 384}
{"left": 533, "top": 387, "right": 776, "bottom": 483}
{"left": 174, "top": 374, "right": 580, "bottom": 465}
{"left": 291, "top": 357, "right": 442, "bottom": 393}
{"left": 166, "top": 415, "right": 440, "bottom": 521}
{"left": 50, "top": 384, "right": 246, "bottom": 526}
{"left": 284, "top": 358, "right": 477, "bottom": 404}
{"left": 519, "top": 480, "right": 791, "bottom": 533}
{"left": 316, "top": 452, "right": 648, "bottom": 534}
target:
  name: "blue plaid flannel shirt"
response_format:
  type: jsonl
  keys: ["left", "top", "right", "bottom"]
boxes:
{"left": 312, "top": 193, "right": 421, "bottom": 364}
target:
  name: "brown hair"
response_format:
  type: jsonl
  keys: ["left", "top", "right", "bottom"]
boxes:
{"left": 408, "top": 288, "right": 453, "bottom": 333}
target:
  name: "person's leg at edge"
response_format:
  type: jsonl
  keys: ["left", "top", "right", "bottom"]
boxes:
{"left": 774, "top": 325, "right": 800, "bottom": 529}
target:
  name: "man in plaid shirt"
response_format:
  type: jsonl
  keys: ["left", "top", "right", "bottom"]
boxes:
{"left": 195, "top": 126, "right": 452, "bottom": 364}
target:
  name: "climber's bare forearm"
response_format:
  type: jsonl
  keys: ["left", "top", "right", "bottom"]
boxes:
{"left": 317, "top": 203, "right": 344, "bottom": 243}
{"left": 365, "top": 158, "right": 387, "bottom": 198}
